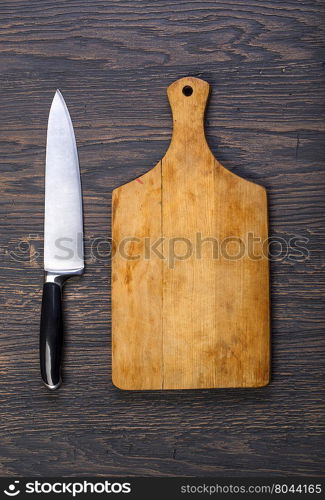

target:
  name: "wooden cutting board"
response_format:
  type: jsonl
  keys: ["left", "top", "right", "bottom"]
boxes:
{"left": 112, "top": 77, "right": 270, "bottom": 390}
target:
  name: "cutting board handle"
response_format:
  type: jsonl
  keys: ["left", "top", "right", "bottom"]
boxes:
{"left": 166, "top": 76, "right": 212, "bottom": 160}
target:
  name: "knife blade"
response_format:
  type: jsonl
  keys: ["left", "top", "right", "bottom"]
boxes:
{"left": 40, "top": 90, "right": 84, "bottom": 390}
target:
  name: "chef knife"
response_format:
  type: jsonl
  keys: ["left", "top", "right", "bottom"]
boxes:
{"left": 40, "top": 90, "right": 84, "bottom": 390}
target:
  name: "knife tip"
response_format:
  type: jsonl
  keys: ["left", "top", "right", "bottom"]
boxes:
{"left": 51, "top": 89, "right": 67, "bottom": 110}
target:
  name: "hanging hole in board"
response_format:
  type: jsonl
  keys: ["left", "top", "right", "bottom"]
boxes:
{"left": 182, "top": 85, "right": 193, "bottom": 97}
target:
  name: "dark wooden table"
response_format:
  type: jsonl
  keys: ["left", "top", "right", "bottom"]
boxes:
{"left": 0, "top": 0, "right": 324, "bottom": 477}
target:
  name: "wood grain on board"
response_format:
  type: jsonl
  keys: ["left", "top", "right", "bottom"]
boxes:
{"left": 0, "top": 0, "right": 324, "bottom": 477}
{"left": 112, "top": 77, "right": 270, "bottom": 390}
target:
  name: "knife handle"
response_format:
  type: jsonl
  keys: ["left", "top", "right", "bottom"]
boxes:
{"left": 40, "top": 282, "right": 63, "bottom": 390}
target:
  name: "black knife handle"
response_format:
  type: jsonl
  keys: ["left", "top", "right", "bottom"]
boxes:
{"left": 40, "top": 282, "right": 63, "bottom": 390}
